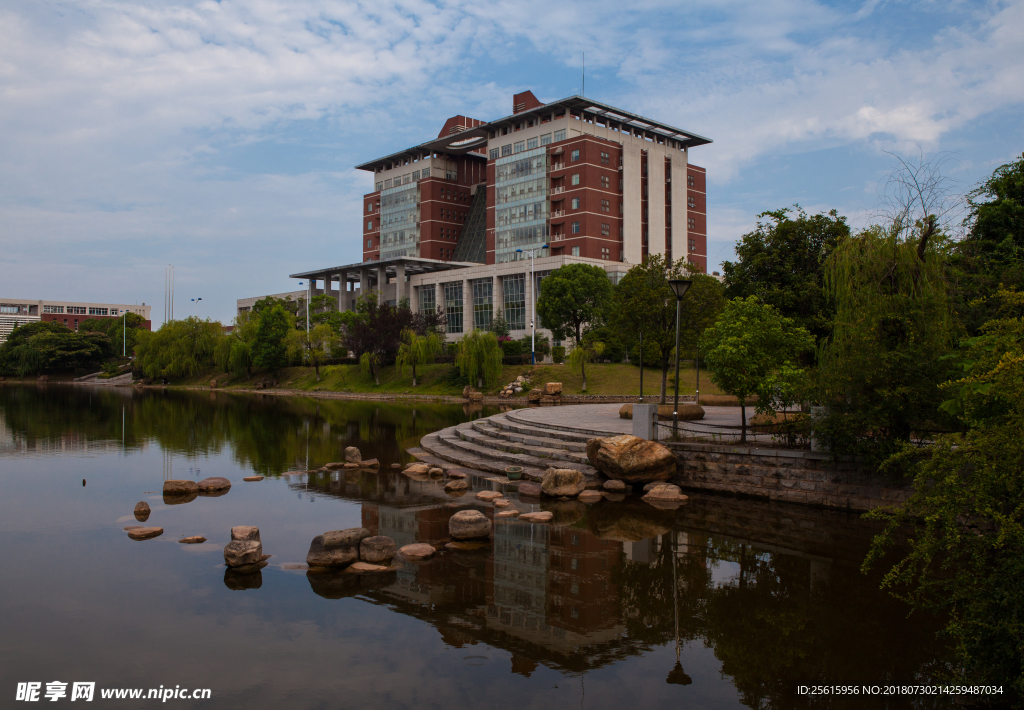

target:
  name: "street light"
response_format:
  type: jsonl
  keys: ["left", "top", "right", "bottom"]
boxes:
{"left": 515, "top": 244, "right": 549, "bottom": 365}
{"left": 668, "top": 279, "right": 692, "bottom": 436}
{"left": 298, "top": 281, "right": 310, "bottom": 332}
{"left": 190, "top": 297, "right": 203, "bottom": 318}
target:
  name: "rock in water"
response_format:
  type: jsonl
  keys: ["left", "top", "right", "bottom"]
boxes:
{"left": 449, "top": 510, "right": 492, "bottom": 540}
{"left": 127, "top": 527, "right": 163, "bottom": 541}
{"left": 603, "top": 479, "right": 628, "bottom": 492}
{"left": 541, "top": 468, "right": 586, "bottom": 497}
{"left": 585, "top": 435, "right": 677, "bottom": 483}
{"left": 390, "top": 463, "right": 402, "bottom": 469}
{"left": 344, "top": 446, "right": 362, "bottom": 463}
{"left": 578, "top": 490, "right": 603, "bottom": 503}
{"left": 359, "top": 458, "right": 380, "bottom": 469}
{"left": 197, "top": 477, "right": 231, "bottom": 492}
{"left": 495, "top": 510, "right": 520, "bottom": 518}
{"left": 544, "top": 382, "right": 562, "bottom": 395}
{"left": 403, "top": 463, "right": 430, "bottom": 475}
{"left": 398, "top": 543, "right": 436, "bottom": 560}
{"left": 224, "top": 526, "right": 263, "bottom": 567}
{"left": 348, "top": 561, "right": 391, "bottom": 573}
{"left": 444, "top": 479, "right": 469, "bottom": 492}
{"left": 475, "top": 490, "right": 503, "bottom": 501}
{"left": 231, "top": 526, "right": 260, "bottom": 541}
{"left": 306, "top": 527, "right": 370, "bottom": 568}
{"left": 447, "top": 471, "right": 467, "bottom": 479}
{"left": 494, "top": 499, "right": 511, "bottom": 508}
{"left": 519, "top": 511, "right": 554, "bottom": 523}
{"left": 517, "top": 482, "right": 543, "bottom": 498}
{"left": 359, "top": 536, "right": 397, "bottom": 563}
{"left": 427, "top": 467, "right": 444, "bottom": 477}
{"left": 133, "top": 501, "right": 151, "bottom": 522}
{"left": 163, "top": 479, "right": 198, "bottom": 495}
{"left": 643, "top": 483, "right": 689, "bottom": 502}
{"left": 243, "top": 476, "right": 264, "bottom": 482}
{"left": 179, "top": 536, "right": 206, "bottom": 544}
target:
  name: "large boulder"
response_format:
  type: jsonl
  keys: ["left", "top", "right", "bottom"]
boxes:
{"left": 224, "top": 537, "right": 263, "bottom": 567}
{"left": 586, "top": 435, "right": 676, "bottom": 483}
{"left": 344, "top": 446, "right": 362, "bottom": 463}
{"left": 163, "top": 479, "right": 198, "bottom": 495}
{"left": 449, "top": 510, "right": 492, "bottom": 540}
{"left": 544, "top": 382, "right": 562, "bottom": 395}
{"left": 527, "top": 389, "right": 543, "bottom": 402}
{"left": 540, "top": 468, "right": 586, "bottom": 497}
{"left": 517, "top": 482, "right": 543, "bottom": 498}
{"left": 306, "top": 528, "right": 370, "bottom": 568}
{"left": 359, "top": 536, "right": 397, "bottom": 564}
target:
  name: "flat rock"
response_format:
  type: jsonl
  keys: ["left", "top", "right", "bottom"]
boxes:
{"left": 643, "top": 483, "right": 689, "bottom": 506}
{"left": 445, "top": 541, "right": 490, "bottom": 551}
{"left": 179, "top": 536, "right": 207, "bottom": 544}
{"left": 519, "top": 511, "right": 554, "bottom": 523}
{"left": 306, "top": 527, "right": 370, "bottom": 567}
{"left": 404, "top": 463, "right": 430, "bottom": 475}
{"left": 133, "top": 501, "right": 151, "bottom": 521}
{"left": 347, "top": 561, "right": 391, "bottom": 573}
{"left": 398, "top": 543, "right": 436, "bottom": 560}
{"left": 447, "top": 471, "right": 467, "bottom": 479}
{"left": 163, "top": 479, "right": 198, "bottom": 495}
{"left": 586, "top": 435, "right": 677, "bottom": 483}
{"left": 359, "top": 458, "right": 380, "bottom": 469}
{"left": 323, "top": 462, "right": 346, "bottom": 470}
{"left": 197, "top": 477, "right": 231, "bottom": 492}
{"left": 494, "top": 500, "right": 511, "bottom": 508}
{"left": 344, "top": 462, "right": 361, "bottom": 469}
{"left": 127, "top": 527, "right": 163, "bottom": 540}
{"left": 475, "top": 491, "right": 504, "bottom": 501}
{"left": 243, "top": 476, "right": 264, "bottom": 482}
{"left": 541, "top": 468, "right": 586, "bottom": 497}
{"left": 578, "top": 490, "right": 603, "bottom": 503}
{"left": 359, "top": 536, "right": 397, "bottom": 563}
{"left": 427, "top": 467, "right": 444, "bottom": 477}
{"left": 495, "top": 510, "right": 520, "bottom": 518}
{"left": 449, "top": 510, "right": 492, "bottom": 540}
{"left": 390, "top": 463, "right": 402, "bottom": 469}
{"left": 517, "top": 482, "right": 543, "bottom": 498}
{"left": 603, "top": 479, "right": 628, "bottom": 492}
{"left": 344, "top": 446, "right": 362, "bottom": 463}
{"left": 444, "top": 479, "right": 469, "bottom": 492}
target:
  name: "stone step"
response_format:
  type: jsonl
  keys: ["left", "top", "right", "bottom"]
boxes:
{"left": 471, "top": 419, "right": 589, "bottom": 453}
{"left": 419, "top": 429, "right": 549, "bottom": 481}
{"left": 456, "top": 424, "right": 593, "bottom": 467}
{"left": 503, "top": 408, "right": 617, "bottom": 439}
{"left": 484, "top": 415, "right": 596, "bottom": 447}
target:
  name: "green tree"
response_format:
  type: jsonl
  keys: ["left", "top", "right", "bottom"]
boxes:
{"left": 722, "top": 206, "right": 848, "bottom": 346}
{"left": 488, "top": 309, "right": 511, "bottom": 339}
{"left": 134, "top": 317, "right": 222, "bottom": 380}
{"left": 396, "top": 329, "right": 443, "bottom": 386}
{"left": 0, "top": 321, "right": 113, "bottom": 377}
{"left": 455, "top": 329, "right": 503, "bottom": 389}
{"left": 864, "top": 287, "right": 1024, "bottom": 694}
{"left": 700, "top": 297, "right": 814, "bottom": 442}
{"left": 108, "top": 312, "right": 147, "bottom": 356}
{"left": 567, "top": 339, "right": 605, "bottom": 392}
{"left": 288, "top": 322, "right": 339, "bottom": 382}
{"left": 251, "top": 305, "right": 291, "bottom": 375}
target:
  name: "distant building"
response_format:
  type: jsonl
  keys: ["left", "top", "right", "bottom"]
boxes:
{"left": 236, "top": 290, "right": 307, "bottom": 319}
{"left": 0, "top": 298, "right": 152, "bottom": 344}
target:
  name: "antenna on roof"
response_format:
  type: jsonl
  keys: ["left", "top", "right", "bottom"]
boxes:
{"left": 582, "top": 52, "right": 585, "bottom": 97}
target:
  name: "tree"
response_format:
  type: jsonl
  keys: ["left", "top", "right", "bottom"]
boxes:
{"left": 567, "top": 339, "right": 605, "bottom": 392}
{"left": 134, "top": 317, "right": 222, "bottom": 380}
{"left": 700, "top": 297, "right": 814, "bottom": 442}
{"left": 396, "top": 329, "right": 443, "bottom": 386}
{"left": 864, "top": 287, "right": 1024, "bottom": 693}
{"left": 308, "top": 294, "right": 347, "bottom": 333}
{"left": 251, "top": 305, "right": 291, "bottom": 375}
{"left": 722, "top": 206, "right": 848, "bottom": 346}
{"left": 216, "top": 310, "right": 258, "bottom": 378}
{"left": 488, "top": 309, "right": 511, "bottom": 339}
{"left": 536, "top": 263, "right": 613, "bottom": 384}
{"left": 613, "top": 255, "right": 695, "bottom": 403}
{"left": 288, "top": 323, "right": 338, "bottom": 382}
{"left": 343, "top": 295, "right": 413, "bottom": 381}
{"left": 455, "top": 329, "right": 503, "bottom": 389}
{"left": 0, "top": 321, "right": 113, "bottom": 377}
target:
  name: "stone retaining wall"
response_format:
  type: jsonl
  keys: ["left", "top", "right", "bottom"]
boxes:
{"left": 666, "top": 442, "right": 911, "bottom": 512}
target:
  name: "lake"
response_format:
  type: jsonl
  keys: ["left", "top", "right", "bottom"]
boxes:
{"left": 0, "top": 384, "right": 949, "bottom": 709}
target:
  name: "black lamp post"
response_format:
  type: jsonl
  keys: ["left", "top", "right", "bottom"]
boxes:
{"left": 668, "top": 279, "right": 692, "bottom": 436}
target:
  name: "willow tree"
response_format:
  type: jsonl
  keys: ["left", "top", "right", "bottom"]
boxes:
{"left": 396, "top": 329, "right": 443, "bottom": 386}
{"left": 567, "top": 340, "right": 605, "bottom": 392}
{"left": 455, "top": 329, "right": 503, "bottom": 390}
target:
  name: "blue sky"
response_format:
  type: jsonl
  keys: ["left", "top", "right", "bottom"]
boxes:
{"left": 1, "top": 0, "right": 1022, "bottom": 326}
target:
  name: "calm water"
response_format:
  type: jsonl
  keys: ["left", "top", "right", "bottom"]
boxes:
{"left": 0, "top": 385, "right": 949, "bottom": 709}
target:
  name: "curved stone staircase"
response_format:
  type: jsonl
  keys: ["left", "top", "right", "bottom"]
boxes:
{"left": 417, "top": 409, "right": 604, "bottom": 483}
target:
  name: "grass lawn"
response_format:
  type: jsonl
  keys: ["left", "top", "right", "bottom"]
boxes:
{"left": 178, "top": 362, "right": 721, "bottom": 399}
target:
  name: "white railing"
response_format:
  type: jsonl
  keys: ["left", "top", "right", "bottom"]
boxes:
{"left": 551, "top": 186, "right": 565, "bottom": 195}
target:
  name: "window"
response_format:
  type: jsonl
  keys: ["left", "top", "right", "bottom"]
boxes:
{"left": 444, "top": 282, "right": 464, "bottom": 333}
{"left": 421, "top": 167, "right": 430, "bottom": 178}
{"left": 601, "top": 175, "right": 610, "bottom": 189}
{"left": 527, "top": 137, "right": 538, "bottom": 149}
{"left": 367, "top": 221, "right": 373, "bottom": 230}
{"left": 366, "top": 203, "right": 373, "bottom": 213}
{"left": 571, "top": 221, "right": 580, "bottom": 234}
{"left": 571, "top": 197, "right": 580, "bottom": 209}
{"left": 514, "top": 141, "right": 525, "bottom": 153}
{"left": 601, "top": 247, "right": 610, "bottom": 259}
{"left": 367, "top": 239, "right": 373, "bottom": 248}
{"left": 600, "top": 151, "right": 610, "bottom": 164}
{"left": 68, "top": 306, "right": 87, "bottom": 315}
{"left": 540, "top": 133, "right": 552, "bottom": 145}
{"left": 501, "top": 144, "right": 512, "bottom": 157}
{"left": 689, "top": 239, "right": 696, "bottom": 252}
{"left": 571, "top": 149, "right": 580, "bottom": 161}
{"left": 600, "top": 199, "right": 610, "bottom": 212}
{"left": 412, "top": 170, "right": 420, "bottom": 180}
{"left": 375, "top": 182, "right": 383, "bottom": 191}
{"left": 601, "top": 223, "right": 610, "bottom": 235}
{"left": 472, "top": 279, "right": 493, "bottom": 330}
{"left": 43, "top": 305, "right": 64, "bottom": 314}
{"left": 502, "top": 274, "right": 526, "bottom": 330}
{"left": 571, "top": 174, "right": 580, "bottom": 186}
{"left": 688, "top": 174, "right": 695, "bottom": 187}
{"left": 553, "top": 129, "right": 566, "bottom": 142}
{"left": 688, "top": 196, "right": 696, "bottom": 208}
{"left": 571, "top": 246, "right": 580, "bottom": 256}
{"left": 489, "top": 148, "right": 498, "bottom": 160}
{"left": 384, "top": 178, "right": 392, "bottom": 189}
{"left": 688, "top": 218, "right": 696, "bottom": 230}
{"left": 88, "top": 307, "right": 108, "bottom": 316}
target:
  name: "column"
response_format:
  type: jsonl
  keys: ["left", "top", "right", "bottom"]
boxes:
{"left": 337, "top": 272, "right": 346, "bottom": 312}
{"left": 648, "top": 152, "right": 666, "bottom": 258}
{"left": 395, "top": 262, "right": 406, "bottom": 306}
{"left": 670, "top": 156, "right": 689, "bottom": 267}
{"left": 375, "top": 266, "right": 385, "bottom": 303}
{"left": 494, "top": 272, "right": 505, "bottom": 320}
{"left": 622, "top": 143, "right": 643, "bottom": 264}
{"left": 359, "top": 268, "right": 369, "bottom": 304}
{"left": 463, "top": 278, "right": 472, "bottom": 332}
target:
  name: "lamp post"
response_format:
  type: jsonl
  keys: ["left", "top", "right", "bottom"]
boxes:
{"left": 668, "top": 279, "right": 692, "bottom": 436}
{"left": 515, "top": 244, "right": 549, "bottom": 365}
{"left": 638, "top": 330, "right": 644, "bottom": 403}
{"left": 190, "top": 297, "right": 202, "bottom": 317}
{"left": 298, "top": 281, "right": 310, "bottom": 332}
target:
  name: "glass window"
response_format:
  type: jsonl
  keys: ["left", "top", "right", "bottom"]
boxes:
{"left": 688, "top": 218, "right": 696, "bottom": 230}
{"left": 501, "top": 144, "right": 512, "bottom": 157}
{"left": 88, "top": 307, "right": 108, "bottom": 316}
{"left": 444, "top": 282, "right": 464, "bottom": 333}
{"left": 367, "top": 221, "right": 373, "bottom": 230}
{"left": 527, "top": 137, "right": 538, "bottom": 149}
{"left": 366, "top": 203, "right": 372, "bottom": 213}
{"left": 375, "top": 182, "right": 383, "bottom": 191}
{"left": 571, "top": 149, "right": 579, "bottom": 161}
{"left": 571, "top": 246, "right": 580, "bottom": 256}
{"left": 367, "top": 239, "right": 373, "bottom": 248}
{"left": 553, "top": 129, "right": 566, "bottom": 142}
{"left": 472, "top": 279, "right": 493, "bottom": 330}
{"left": 42, "top": 305, "right": 64, "bottom": 314}
{"left": 412, "top": 170, "right": 420, "bottom": 180}
{"left": 688, "top": 196, "right": 696, "bottom": 208}
{"left": 571, "top": 174, "right": 580, "bottom": 186}
{"left": 502, "top": 274, "right": 526, "bottom": 330}
{"left": 571, "top": 197, "right": 579, "bottom": 209}
{"left": 572, "top": 221, "right": 580, "bottom": 234}
{"left": 403, "top": 174, "right": 411, "bottom": 184}
{"left": 418, "top": 284, "right": 436, "bottom": 315}
{"left": 601, "top": 247, "right": 610, "bottom": 259}
{"left": 489, "top": 148, "right": 499, "bottom": 160}
{"left": 540, "top": 133, "right": 552, "bottom": 145}
{"left": 421, "top": 167, "right": 430, "bottom": 178}
{"left": 514, "top": 141, "right": 525, "bottom": 153}
{"left": 688, "top": 174, "right": 694, "bottom": 187}
{"left": 601, "top": 223, "right": 610, "bottom": 235}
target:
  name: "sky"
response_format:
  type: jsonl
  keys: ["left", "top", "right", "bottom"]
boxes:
{"left": 1, "top": 0, "right": 1022, "bottom": 327}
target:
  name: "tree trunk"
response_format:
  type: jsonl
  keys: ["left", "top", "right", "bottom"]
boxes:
{"left": 314, "top": 362, "right": 320, "bottom": 382}
{"left": 660, "top": 364, "right": 669, "bottom": 404}
{"left": 581, "top": 357, "right": 587, "bottom": 392}
{"left": 477, "top": 375, "right": 483, "bottom": 389}
{"left": 740, "top": 402, "right": 747, "bottom": 443}
{"left": 412, "top": 365, "right": 417, "bottom": 387}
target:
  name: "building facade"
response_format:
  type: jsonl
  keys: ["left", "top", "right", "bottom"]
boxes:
{"left": 0, "top": 299, "right": 152, "bottom": 344}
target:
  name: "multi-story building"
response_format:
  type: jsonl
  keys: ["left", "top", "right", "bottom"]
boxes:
{"left": 289, "top": 91, "right": 711, "bottom": 346}
{"left": 0, "top": 298, "right": 152, "bottom": 343}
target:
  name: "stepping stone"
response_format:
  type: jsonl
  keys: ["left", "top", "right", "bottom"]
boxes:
{"left": 519, "top": 512, "right": 553, "bottom": 523}
{"left": 179, "top": 536, "right": 206, "bottom": 544}
{"left": 243, "top": 476, "right": 264, "bottom": 482}
{"left": 399, "top": 543, "right": 436, "bottom": 560}
{"left": 496, "top": 510, "right": 520, "bottom": 518}
{"left": 127, "top": 527, "right": 163, "bottom": 540}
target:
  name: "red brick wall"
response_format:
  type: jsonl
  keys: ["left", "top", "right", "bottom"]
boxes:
{"left": 687, "top": 164, "right": 708, "bottom": 273}
{"left": 41, "top": 314, "right": 152, "bottom": 331}
{"left": 547, "top": 135, "right": 623, "bottom": 262}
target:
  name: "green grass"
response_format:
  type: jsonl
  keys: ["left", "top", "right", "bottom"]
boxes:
{"left": 177, "top": 361, "right": 721, "bottom": 399}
